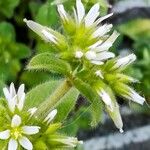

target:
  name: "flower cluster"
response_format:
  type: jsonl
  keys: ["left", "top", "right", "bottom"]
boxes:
{"left": 24, "top": 0, "right": 118, "bottom": 66}
{"left": 1, "top": 83, "right": 40, "bottom": 150}
{"left": 24, "top": 0, "right": 145, "bottom": 133}
{"left": 0, "top": 83, "right": 82, "bottom": 150}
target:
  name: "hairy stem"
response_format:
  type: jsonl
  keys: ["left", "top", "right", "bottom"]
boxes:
{"left": 34, "top": 79, "right": 72, "bottom": 120}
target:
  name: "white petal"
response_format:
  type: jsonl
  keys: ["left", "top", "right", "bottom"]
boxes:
{"left": 44, "top": 109, "right": 57, "bottom": 124}
{"left": 113, "top": 54, "right": 136, "bottom": 69}
{"left": 42, "top": 29, "right": 57, "bottom": 43}
{"left": 98, "top": 90, "right": 112, "bottom": 109}
{"left": 91, "top": 60, "right": 104, "bottom": 65}
{"left": 17, "top": 84, "right": 25, "bottom": 100}
{"left": 93, "top": 24, "right": 113, "bottom": 38}
{"left": 73, "top": 7, "right": 78, "bottom": 23}
{"left": 105, "top": 31, "right": 120, "bottom": 44}
{"left": 88, "top": 40, "right": 103, "bottom": 49}
{"left": 8, "top": 139, "right": 18, "bottom": 150}
{"left": 10, "top": 83, "right": 16, "bottom": 98}
{"left": 11, "top": 115, "right": 21, "bottom": 128}
{"left": 8, "top": 95, "right": 17, "bottom": 113}
{"left": 3, "top": 87, "right": 11, "bottom": 101}
{"left": 85, "top": 3, "right": 99, "bottom": 27}
{"left": 96, "top": 13, "right": 113, "bottom": 24}
{"left": 23, "top": 19, "right": 50, "bottom": 42}
{"left": 17, "top": 93, "right": 25, "bottom": 111}
{"left": 95, "top": 42, "right": 112, "bottom": 52}
{"left": 95, "top": 70, "right": 104, "bottom": 79}
{"left": 85, "top": 51, "right": 96, "bottom": 60}
{"left": 22, "top": 126, "right": 40, "bottom": 135}
{"left": 95, "top": 52, "right": 115, "bottom": 61}
{"left": 57, "top": 4, "right": 68, "bottom": 21}
{"left": 28, "top": 107, "right": 37, "bottom": 116}
{"left": 19, "top": 136, "right": 33, "bottom": 150}
{"left": 0, "top": 130, "right": 10, "bottom": 139}
{"left": 129, "top": 89, "right": 145, "bottom": 105}
{"left": 76, "top": 0, "right": 85, "bottom": 23}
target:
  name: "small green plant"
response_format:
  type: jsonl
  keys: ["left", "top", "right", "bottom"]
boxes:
{"left": 0, "top": 0, "right": 146, "bottom": 149}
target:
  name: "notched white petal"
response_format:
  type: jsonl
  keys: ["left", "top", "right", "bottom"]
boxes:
{"left": 8, "top": 138, "right": 18, "bottom": 150}
{"left": 22, "top": 126, "right": 40, "bottom": 135}
{"left": 10, "top": 83, "right": 16, "bottom": 98}
{"left": 98, "top": 89, "right": 112, "bottom": 110}
{"left": 113, "top": 53, "right": 136, "bottom": 69}
{"left": 85, "top": 3, "right": 100, "bottom": 27}
{"left": 95, "top": 52, "right": 115, "bottom": 61}
{"left": 85, "top": 51, "right": 96, "bottom": 60}
{"left": 0, "top": 130, "right": 10, "bottom": 140}
{"left": 42, "top": 29, "right": 57, "bottom": 43}
{"left": 93, "top": 24, "right": 113, "bottom": 38}
{"left": 19, "top": 136, "right": 33, "bottom": 150}
{"left": 28, "top": 107, "right": 37, "bottom": 116}
{"left": 76, "top": 0, "right": 85, "bottom": 23}
{"left": 57, "top": 4, "right": 68, "bottom": 21}
{"left": 91, "top": 60, "right": 104, "bottom": 65}
{"left": 129, "top": 89, "right": 145, "bottom": 105}
{"left": 96, "top": 13, "right": 113, "bottom": 24}
{"left": 11, "top": 115, "right": 22, "bottom": 128}
{"left": 44, "top": 109, "right": 57, "bottom": 124}
{"left": 17, "top": 84, "right": 25, "bottom": 100}
{"left": 3, "top": 87, "right": 11, "bottom": 101}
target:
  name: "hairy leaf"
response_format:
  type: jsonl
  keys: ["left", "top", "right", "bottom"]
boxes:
{"left": 27, "top": 53, "right": 71, "bottom": 76}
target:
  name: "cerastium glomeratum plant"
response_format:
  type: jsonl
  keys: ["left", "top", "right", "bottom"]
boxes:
{"left": 0, "top": 0, "right": 145, "bottom": 149}
{"left": 24, "top": 0, "right": 145, "bottom": 132}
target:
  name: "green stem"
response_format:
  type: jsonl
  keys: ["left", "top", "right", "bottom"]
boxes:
{"left": 34, "top": 79, "right": 72, "bottom": 120}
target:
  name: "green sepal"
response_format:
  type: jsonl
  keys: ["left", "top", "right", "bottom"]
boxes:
{"left": 73, "top": 78, "right": 102, "bottom": 127}
{"left": 45, "top": 123, "right": 62, "bottom": 134}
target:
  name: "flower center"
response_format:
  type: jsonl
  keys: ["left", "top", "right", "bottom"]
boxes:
{"left": 11, "top": 128, "right": 22, "bottom": 140}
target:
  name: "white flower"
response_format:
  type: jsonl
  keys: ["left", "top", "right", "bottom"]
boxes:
{"left": 0, "top": 115, "right": 40, "bottom": 150}
{"left": 3, "top": 83, "right": 25, "bottom": 113}
{"left": 44, "top": 109, "right": 57, "bottom": 124}
{"left": 112, "top": 53, "right": 136, "bottom": 70}
{"left": 24, "top": 0, "right": 118, "bottom": 66}
{"left": 57, "top": 0, "right": 118, "bottom": 65}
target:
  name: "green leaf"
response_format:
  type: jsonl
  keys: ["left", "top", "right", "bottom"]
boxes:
{"left": 25, "top": 80, "right": 62, "bottom": 108}
{"left": 0, "top": 22, "right": 15, "bottom": 41}
{"left": 0, "top": 0, "right": 20, "bottom": 18}
{"left": 55, "top": 87, "right": 79, "bottom": 122}
{"left": 35, "top": 3, "right": 58, "bottom": 27}
{"left": 118, "top": 19, "right": 150, "bottom": 41}
{"left": 27, "top": 53, "right": 71, "bottom": 76}
{"left": 73, "top": 78, "right": 102, "bottom": 127}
